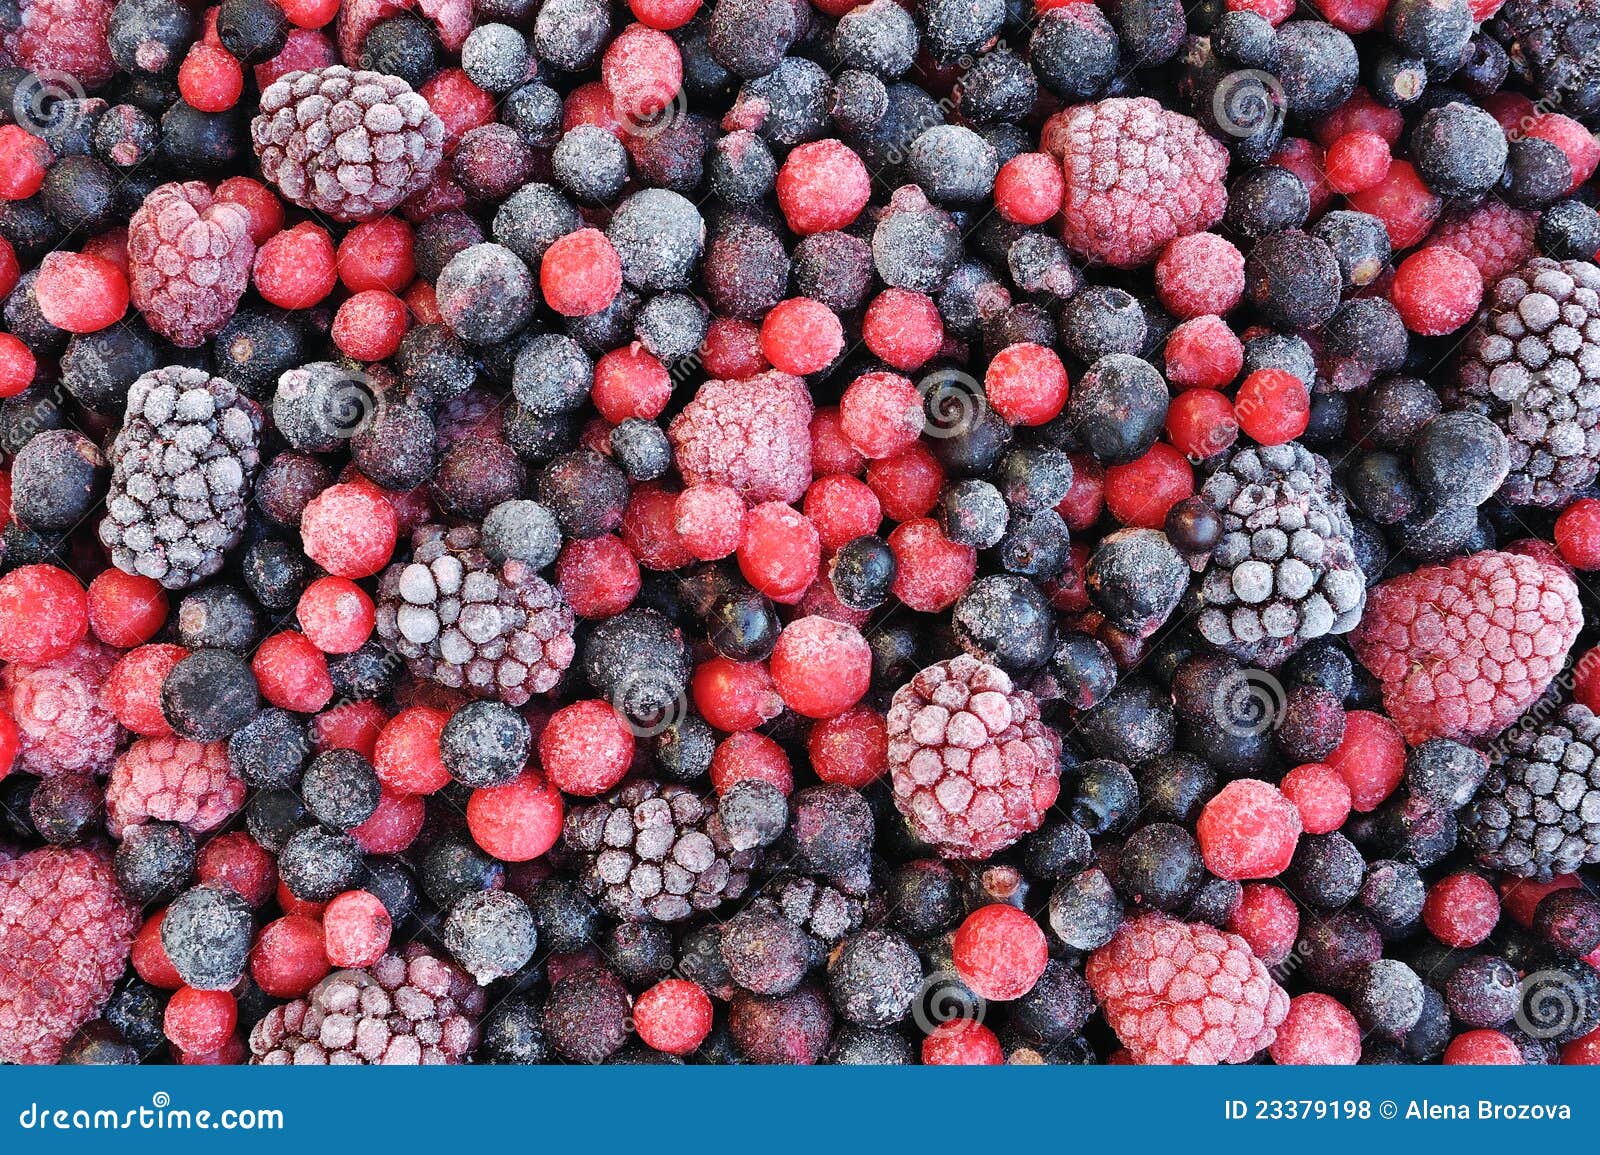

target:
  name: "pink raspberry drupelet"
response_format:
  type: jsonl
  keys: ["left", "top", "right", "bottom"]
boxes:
{"left": 1086, "top": 914, "right": 1291, "bottom": 1065}
{"left": 886, "top": 655, "right": 1062, "bottom": 859}
{"left": 1350, "top": 550, "right": 1584, "bottom": 745}
{"left": 1050, "top": 97, "right": 1229, "bottom": 269}
{"left": 127, "top": 181, "right": 255, "bottom": 348}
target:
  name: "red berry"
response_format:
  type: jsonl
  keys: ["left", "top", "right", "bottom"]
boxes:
{"left": 1197, "top": 779, "right": 1303, "bottom": 880}
{"left": 1444, "top": 1030, "right": 1522, "bottom": 1065}
{"left": 351, "top": 789, "right": 424, "bottom": 854}
{"left": 1226, "top": 0, "right": 1294, "bottom": 21}
{"left": 629, "top": 0, "right": 701, "bottom": 28}
{"left": 601, "top": 23, "right": 682, "bottom": 122}
{"left": 178, "top": 42, "right": 244, "bottom": 112}
{"left": 250, "top": 915, "right": 329, "bottom": 998}
{"left": 1269, "top": 137, "right": 1335, "bottom": 218}
{"left": 769, "top": 615, "right": 871, "bottom": 720}
{"left": 1324, "top": 709, "right": 1405, "bottom": 812}
{"left": 673, "top": 485, "right": 746, "bottom": 561}
{"left": 337, "top": 216, "right": 415, "bottom": 293}
{"left": 1227, "top": 882, "right": 1299, "bottom": 967}
{"left": 862, "top": 289, "right": 943, "bottom": 372}
{"left": 838, "top": 372, "right": 922, "bottom": 461}
{"left": 299, "top": 482, "right": 398, "bottom": 578}
{"left": 1103, "top": 442, "right": 1193, "bottom": 529}
{"left": 0, "top": 236, "right": 19, "bottom": 300}
{"left": 620, "top": 484, "right": 694, "bottom": 572}
{"left": 1278, "top": 762, "right": 1352, "bottom": 835}
{"left": 1234, "top": 368, "right": 1309, "bottom": 445}
{"left": 776, "top": 140, "right": 870, "bottom": 235}
{"left": 252, "top": 630, "right": 333, "bottom": 713}
{"left": 312, "top": 700, "right": 386, "bottom": 760}
{"left": 419, "top": 69, "right": 495, "bottom": 151}
{"left": 1345, "top": 159, "right": 1442, "bottom": 250}
{"left": 593, "top": 343, "right": 671, "bottom": 423}
{"left": 34, "top": 251, "right": 128, "bottom": 332}
{"left": 634, "top": 978, "right": 712, "bottom": 1054}
{"left": 1055, "top": 454, "right": 1104, "bottom": 530}
{"left": 760, "top": 298, "right": 843, "bottom": 376}
{"left": 467, "top": 771, "right": 564, "bottom": 862}
{"left": 1269, "top": 993, "right": 1361, "bottom": 1065}
{"left": 867, "top": 443, "right": 944, "bottom": 521}
{"left": 541, "top": 700, "right": 634, "bottom": 796}
{"left": 0, "top": 713, "right": 17, "bottom": 780}
{"left": 1323, "top": 129, "right": 1391, "bottom": 193}
{"left": 214, "top": 176, "right": 283, "bottom": 245}
{"left": 1390, "top": 246, "right": 1482, "bottom": 336}
{"left": 132, "top": 911, "right": 183, "bottom": 989}
{"left": 278, "top": 0, "right": 339, "bottom": 27}
{"left": 322, "top": 890, "right": 392, "bottom": 968}
{"left": 254, "top": 26, "right": 338, "bottom": 89}
{"left": 994, "top": 152, "right": 1063, "bottom": 226}
{"left": 691, "top": 656, "right": 781, "bottom": 732}
{"left": 738, "top": 502, "right": 821, "bottom": 603}
{"left": 373, "top": 706, "right": 451, "bottom": 795}
{"left": 1315, "top": 88, "right": 1406, "bottom": 146}
{"left": 104, "top": 644, "right": 187, "bottom": 737}
{"left": 887, "top": 519, "right": 975, "bottom": 612}
{"left": 1317, "top": 0, "right": 1390, "bottom": 31}
{"left": 0, "top": 565, "right": 87, "bottom": 663}
{"left": 1163, "top": 314, "right": 1243, "bottom": 390}
{"left": 808, "top": 705, "right": 887, "bottom": 788}
{"left": 197, "top": 831, "right": 276, "bottom": 907}
{"left": 0, "top": 125, "right": 51, "bottom": 199}
{"left": 1523, "top": 113, "right": 1600, "bottom": 192}
{"left": 985, "top": 343, "right": 1069, "bottom": 426}
{"left": 1165, "top": 384, "right": 1240, "bottom": 461}
{"left": 810, "top": 407, "right": 866, "bottom": 477}
{"left": 541, "top": 228, "right": 623, "bottom": 317}
{"left": 0, "top": 332, "right": 36, "bottom": 397}
{"left": 1155, "top": 233, "right": 1244, "bottom": 319}
{"left": 1423, "top": 871, "right": 1499, "bottom": 948}
{"left": 700, "top": 316, "right": 766, "bottom": 379}
{"left": 953, "top": 904, "right": 1049, "bottom": 1001}
{"left": 709, "top": 730, "right": 792, "bottom": 794}
{"left": 922, "top": 1020, "right": 1004, "bottom": 1065}
{"left": 87, "top": 568, "right": 167, "bottom": 647}
{"left": 332, "top": 289, "right": 408, "bottom": 361}
{"left": 555, "top": 533, "right": 641, "bottom": 619}
{"left": 253, "top": 221, "right": 337, "bottom": 309}
{"left": 165, "top": 987, "right": 237, "bottom": 1053}
{"left": 802, "top": 474, "right": 881, "bottom": 549}
{"left": 296, "top": 575, "right": 374, "bottom": 653}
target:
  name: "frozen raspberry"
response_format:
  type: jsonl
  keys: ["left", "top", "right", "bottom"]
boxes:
{"left": 251, "top": 65, "right": 447, "bottom": 222}
{"left": 0, "top": 638, "right": 124, "bottom": 777}
{"left": 1086, "top": 914, "right": 1291, "bottom": 1065}
{"left": 3, "top": 0, "right": 117, "bottom": 88}
{"left": 668, "top": 371, "right": 813, "bottom": 504}
{"left": 1052, "top": 97, "right": 1229, "bottom": 269}
{"left": 1429, "top": 201, "right": 1537, "bottom": 283}
{"left": 104, "top": 736, "right": 246, "bottom": 838}
{"left": 886, "top": 655, "right": 1062, "bottom": 859}
{"left": 127, "top": 181, "right": 255, "bottom": 348}
{"left": 0, "top": 847, "right": 138, "bottom": 1065}
{"left": 1350, "top": 550, "right": 1583, "bottom": 745}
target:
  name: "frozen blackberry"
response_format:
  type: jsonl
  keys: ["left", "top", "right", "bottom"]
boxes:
{"left": 1029, "top": 6, "right": 1118, "bottom": 100}
{"left": 1500, "top": 137, "right": 1572, "bottom": 210}
{"left": 1066, "top": 354, "right": 1167, "bottom": 466}
{"left": 1449, "top": 258, "right": 1600, "bottom": 507}
{"left": 176, "top": 584, "right": 257, "bottom": 652}
{"left": 538, "top": 449, "right": 628, "bottom": 539}
{"left": 432, "top": 436, "right": 527, "bottom": 520}
{"left": 160, "top": 884, "right": 253, "bottom": 990}
{"left": 227, "top": 709, "right": 307, "bottom": 791}
{"left": 99, "top": 366, "right": 262, "bottom": 590}
{"left": 1245, "top": 230, "right": 1342, "bottom": 330}
{"left": 607, "top": 188, "right": 705, "bottom": 292}
{"left": 9, "top": 429, "right": 104, "bottom": 531}
{"left": 1539, "top": 201, "right": 1600, "bottom": 262}
{"left": 956, "top": 47, "right": 1038, "bottom": 122}
{"left": 833, "top": 0, "right": 917, "bottom": 77}
{"left": 1061, "top": 287, "right": 1148, "bottom": 363}
{"left": 113, "top": 821, "right": 195, "bottom": 904}
{"left": 1222, "top": 164, "right": 1310, "bottom": 240}
{"left": 609, "top": 419, "right": 672, "bottom": 482}
{"left": 440, "top": 701, "right": 530, "bottom": 788}
{"left": 437, "top": 243, "right": 537, "bottom": 346}
{"left": 161, "top": 648, "right": 259, "bottom": 742}
{"left": 251, "top": 66, "right": 444, "bottom": 221}
{"left": 1193, "top": 443, "right": 1367, "bottom": 667}
{"left": 908, "top": 125, "right": 997, "bottom": 205}
{"left": 792, "top": 231, "right": 874, "bottom": 313}
{"left": 216, "top": 0, "right": 287, "bottom": 63}
{"left": 563, "top": 779, "right": 757, "bottom": 922}
{"left": 375, "top": 522, "right": 576, "bottom": 706}
{"left": 951, "top": 573, "right": 1055, "bottom": 672}
{"left": 1464, "top": 702, "right": 1600, "bottom": 879}
{"left": 301, "top": 749, "right": 380, "bottom": 830}
{"left": 552, "top": 126, "right": 629, "bottom": 204}
{"left": 635, "top": 292, "right": 707, "bottom": 362}
{"left": 442, "top": 889, "right": 537, "bottom": 985}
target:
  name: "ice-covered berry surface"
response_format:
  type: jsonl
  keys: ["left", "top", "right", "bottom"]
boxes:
{"left": 8, "top": 0, "right": 1600, "bottom": 1071}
